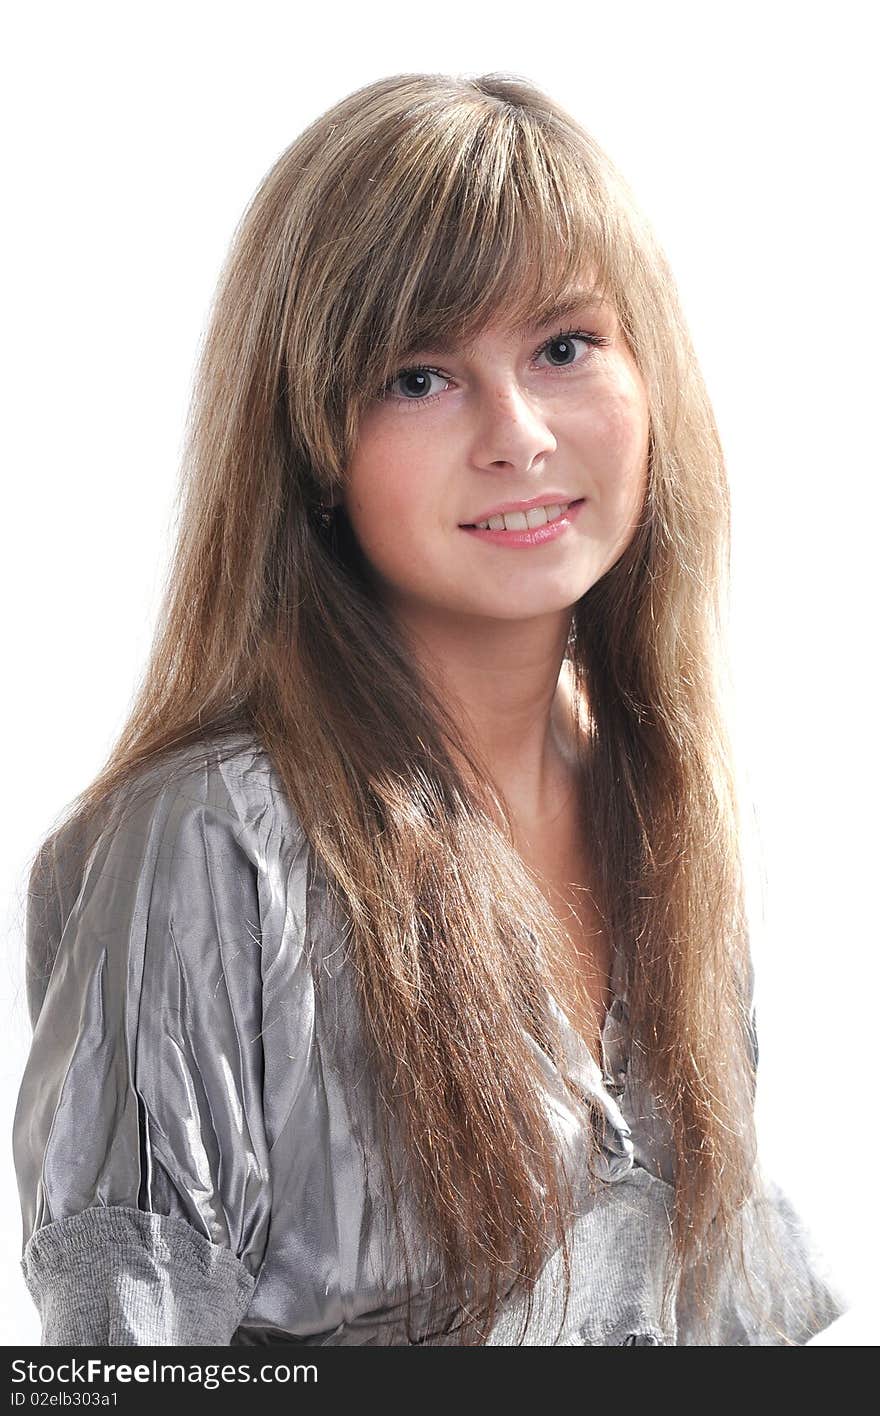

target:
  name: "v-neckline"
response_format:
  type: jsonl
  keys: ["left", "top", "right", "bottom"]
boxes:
{"left": 529, "top": 923, "right": 629, "bottom": 1079}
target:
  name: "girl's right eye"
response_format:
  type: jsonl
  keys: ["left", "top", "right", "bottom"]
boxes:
{"left": 379, "top": 365, "right": 451, "bottom": 408}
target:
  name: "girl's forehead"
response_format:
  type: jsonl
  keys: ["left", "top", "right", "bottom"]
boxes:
{"left": 398, "top": 283, "right": 614, "bottom": 357}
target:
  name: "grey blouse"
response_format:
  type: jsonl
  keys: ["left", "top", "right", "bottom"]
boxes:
{"left": 13, "top": 733, "right": 848, "bottom": 1345}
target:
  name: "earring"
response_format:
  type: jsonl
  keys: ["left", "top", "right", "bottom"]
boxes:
{"left": 316, "top": 500, "right": 336, "bottom": 531}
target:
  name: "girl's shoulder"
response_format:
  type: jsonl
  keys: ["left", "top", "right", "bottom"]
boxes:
{"left": 114, "top": 727, "right": 305, "bottom": 843}
{"left": 23, "top": 728, "right": 311, "bottom": 1030}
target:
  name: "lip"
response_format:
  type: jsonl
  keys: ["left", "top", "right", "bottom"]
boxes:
{"left": 459, "top": 497, "right": 586, "bottom": 548}
{"left": 459, "top": 491, "right": 580, "bottom": 526}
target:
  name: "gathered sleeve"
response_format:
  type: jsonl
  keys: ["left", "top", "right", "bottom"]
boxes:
{"left": 13, "top": 768, "right": 273, "bottom": 1345}
{"left": 674, "top": 1174, "right": 849, "bottom": 1346}
{"left": 674, "top": 951, "right": 850, "bottom": 1345}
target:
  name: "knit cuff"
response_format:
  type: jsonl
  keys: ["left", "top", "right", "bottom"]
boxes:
{"left": 21, "top": 1206, "right": 256, "bottom": 1346}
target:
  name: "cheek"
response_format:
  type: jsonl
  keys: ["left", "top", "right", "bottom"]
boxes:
{"left": 581, "top": 381, "right": 649, "bottom": 491}
{"left": 346, "top": 439, "right": 439, "bottom": 564}
{"left": 563, "top": 384, "right": 649, "bottom": 554}
{"left": 597, "top": 379, "right": 647, "bottom": 451}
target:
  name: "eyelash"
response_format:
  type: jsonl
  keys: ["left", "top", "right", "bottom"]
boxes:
{"left": 379, "top": 328, "right": 610, "bottom": 411}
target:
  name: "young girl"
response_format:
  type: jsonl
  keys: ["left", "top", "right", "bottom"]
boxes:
{"left": 13, "top": 71, "right": 847, "bottom": 1346}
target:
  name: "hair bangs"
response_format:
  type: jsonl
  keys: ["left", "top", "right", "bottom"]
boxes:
{"left": 345, "top": 111, "right": 621, "bottom": 414}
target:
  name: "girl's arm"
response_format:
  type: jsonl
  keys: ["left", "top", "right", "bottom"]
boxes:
{"left": 13, "top": 774, "right": 272, "bottom": 1345}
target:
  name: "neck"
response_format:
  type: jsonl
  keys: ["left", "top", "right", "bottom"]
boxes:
{"left": 391, "top": 602, "right": 581, "bottom": 827}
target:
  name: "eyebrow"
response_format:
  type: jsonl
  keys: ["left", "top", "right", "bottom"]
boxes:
{"left": 510, "top": 291, "right": 610, "bottom": 339}
{"left": 405, "top": 291, "right": 610, "bottom": 358}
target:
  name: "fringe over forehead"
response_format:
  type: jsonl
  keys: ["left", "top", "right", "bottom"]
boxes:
{"left": 277, "top": 74, "right": 644, "bottom": 475}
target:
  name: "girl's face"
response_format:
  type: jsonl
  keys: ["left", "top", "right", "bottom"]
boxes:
{"left": 342, "top": 288, "right": 650, "bottom": 632}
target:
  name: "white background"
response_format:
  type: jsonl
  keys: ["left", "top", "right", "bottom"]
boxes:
{"left": 2, "top": 0, "right": 877, "bottom": 1345}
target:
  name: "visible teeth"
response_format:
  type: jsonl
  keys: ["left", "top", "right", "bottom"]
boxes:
{"left": 476, "top": 502, "right": 569, "bottom": 532}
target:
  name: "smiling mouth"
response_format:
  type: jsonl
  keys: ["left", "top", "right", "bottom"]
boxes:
{"left": 461, "top": 498, "right": 584, "bottom": 532}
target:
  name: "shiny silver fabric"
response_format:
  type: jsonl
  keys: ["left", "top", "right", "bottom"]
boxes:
{"left": 12, "top": 734, "right": 847, "bottom": 1345}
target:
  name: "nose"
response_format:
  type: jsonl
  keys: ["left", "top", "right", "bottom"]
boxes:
{"left": 469, "top": 379, "right": 557, "bottom": 473}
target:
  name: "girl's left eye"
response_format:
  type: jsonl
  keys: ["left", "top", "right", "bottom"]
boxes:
{"left": 378, "top": 328, "right": 609, "bottom": 410}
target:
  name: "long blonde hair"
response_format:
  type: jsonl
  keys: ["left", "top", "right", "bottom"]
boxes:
{"left": 27, "top": 71, "right": 801, "bottom": 1343}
